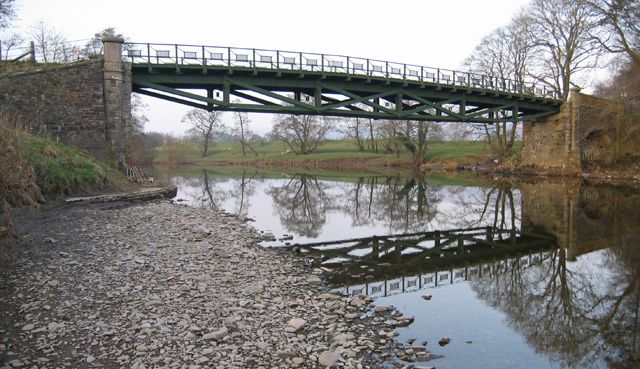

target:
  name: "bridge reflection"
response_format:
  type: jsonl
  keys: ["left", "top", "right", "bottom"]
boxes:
{"left": 292, "top": 225, "right": 556, "bottom": 296}
{"left": 341, "top": 250, "right": 555, "bottom": 299}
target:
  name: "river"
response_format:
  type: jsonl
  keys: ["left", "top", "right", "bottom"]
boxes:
{"left": 154, "top": 166, "right": 640, "bottom": 369}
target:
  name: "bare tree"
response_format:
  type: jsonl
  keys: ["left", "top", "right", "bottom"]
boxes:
{"left": 181, "top": 109, "right": 225, "bottom": 157}
{"left": 344, "top": 117, "right": 367, "bottom": 151}
{"left": 270, "top": 114, "right": 335, "bottom": 154}
{"left": 0, "top": 32, "right": 23, "bottom": 61}
{"left": 527, "top": 0, "right": 602, "bottom": 100}
{"left": 378, "top": 119, "right": 404, "bottom": 155}
{"left": 396, "top": 121, "right": 442, "bottom": 165}
{"left": 130, "top": 94, "right": 149, "bottom": 134}
{"left": 0, "top": 0, "right": 15, "bottom": 30}
{"left": 29, "top": 20, "right": 73, "bottom": 63}
{"left": 465, "top": 14, "right": 535, "bottom": 157}
{"left": 232, "top": 108, "right": 257, "bottom": 157}
{"left": 584, "top": 0, "right": 639, "bottom": 67}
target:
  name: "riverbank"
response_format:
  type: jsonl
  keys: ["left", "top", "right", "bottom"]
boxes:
{"left": 0, "top": 199, "right": 413, "bottom": 368}
{"left": 154, "top": 139, "right": 490, "bottom": 171}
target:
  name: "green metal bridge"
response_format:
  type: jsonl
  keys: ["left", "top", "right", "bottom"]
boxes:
{"left": 126, "top": 43, "right": 563, "bottom": 123}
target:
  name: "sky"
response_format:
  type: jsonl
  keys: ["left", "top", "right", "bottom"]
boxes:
{"left": 10, "top": 0, "right": 536, "bottom": 135}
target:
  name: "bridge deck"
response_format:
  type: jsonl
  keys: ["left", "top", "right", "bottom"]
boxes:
{"left": 127, "top": 43, "right": 562, "bottom": 122}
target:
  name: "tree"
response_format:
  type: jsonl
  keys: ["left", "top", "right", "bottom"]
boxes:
{"left": 0, "top": 32, "right": 23, "bottom": 61}
{"left": 527, "top": 0, "right": 602, "bottom": 100}
{"left": 232, "top": 109, "right": 257, "bottom": 157}
{"left": 396, "top": 121, "right": 441, "bottom": 165}
{"left": 344, "top": 117, "right": 367, "bottom": 151}
{"left": 0, "top": 0, "right": 15, "bottom": 30}
{"left": 29, "top": 20, "right": 73, "bottom": 63}
{"left": 270, "top": 114, "right": 334, "bottom": 154}
{"left": 464, "top": 15, "right": 536, "bottom": 157}
{"left": 585, "top": 0, "right": 640, "bottom": 68}
{"left": 83, "top": 27, "right": 126, "bottom": 58}
{"left": 130, "top": 94, "right": 149, "bottom": 134}
{"left": 181, "top": 109, "right": 225, "bottom": 157}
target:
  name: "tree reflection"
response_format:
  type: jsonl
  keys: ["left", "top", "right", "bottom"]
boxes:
{"left": 266, "top": 174, "right": 334, "bottom": 237}
{"left": 230, "top": 170, "right": 257, "bottom": 219}
{"left": 342, "top": 176, "right": 379, "bottom": 227}
{"left": 442, "top": 181, "right": 520, "bottom": 236}
{"left": 177, "top": 169, "right": 230, "bottom": 211}
{"left": 470, "top": 182, "right": 640, "bottom": 369}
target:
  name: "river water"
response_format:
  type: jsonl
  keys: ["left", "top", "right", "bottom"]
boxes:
{"left": 155, "top": 167, "right": 640, "bottom": 369}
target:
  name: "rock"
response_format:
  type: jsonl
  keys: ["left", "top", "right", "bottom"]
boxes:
{"left": 276, "top": 350, "right": 295, "bottom": 359}
{"left": 8, "top": 359, "right": 23, "bottom": 367}
{"left": 292, "top": 357, "right": 304, "bottom": 366}
{"left": 47, "top": 322, "right": 62, "bottom": 331}
{"left": 438, "top": 337, "right": 451, "bottom": 346}
{"left": 202, "top": 327, "right": 229, "bottom": 341}
{"left": 317, "top": 293, "right": 339, "bottom": 300}
{"left": 421, "top": 294, "right": 432, "bottom": 300}
{"left": 86, "top": 355, "right": 95, "bottom": 363}
{"left": 307, "top": 276, "right": 322, "bottom": 284}
{"left": 22, "top": 324, "right": 35, "bottom": 331}
{"left": 332, "top": 333, "right": 355, "bottom": 345}
{"left": 255, "top": 342, "right": 268, "bottom": 350}
{"left": 287, "top": 318, "right": 306, "bottom": 332}
{"left": 373, "top": 305, "right": 392, "bottom": 313}
{"left": 318, "top": 350, "right": 342, "bottom": 367}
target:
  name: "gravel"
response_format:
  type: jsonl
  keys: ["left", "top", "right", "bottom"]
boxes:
{"left": 0, "top": 200, "right": 407, "bottom": 368}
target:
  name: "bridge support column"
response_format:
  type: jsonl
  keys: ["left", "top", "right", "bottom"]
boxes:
{"left": 102, "top": 36, "right": 131, "bottom": 164}
{"left": 521, "top": 89, "right": 581, "bottom": 174}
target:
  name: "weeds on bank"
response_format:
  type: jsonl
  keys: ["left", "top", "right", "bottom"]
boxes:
{"left": 0, "top": 112, "right": 38, "bottom": 261}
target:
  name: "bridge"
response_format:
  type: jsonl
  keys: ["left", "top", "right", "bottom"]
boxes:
{"left": 125, "top": 42, "right": 562, "bottom": 123}
{"left": 4, "top": 37, "right": 603, "bottom": 167}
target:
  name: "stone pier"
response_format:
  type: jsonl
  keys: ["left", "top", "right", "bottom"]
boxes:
{"left": 0, "top": 38, "right": 132, "bottom": 165}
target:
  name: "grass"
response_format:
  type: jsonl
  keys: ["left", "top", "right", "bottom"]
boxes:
{"left": 155, "top": 139, "right": 507, "bottom": 170}
{"left": 22, "top": 133, "right": 124, "bottom": 196}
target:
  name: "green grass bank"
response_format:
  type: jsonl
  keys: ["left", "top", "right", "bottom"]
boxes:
{"left": 155, "top": 139, "right": 504, "bottom": 170}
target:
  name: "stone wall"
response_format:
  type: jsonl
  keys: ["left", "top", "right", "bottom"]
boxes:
{"left": 522, "top": 90, "right": 631, "bottom": 173}
{"left": 521, "top": 96, "right": 581, "bottom": 174}
{"left": 0, "top": 46, "right": 131, "bottom": 165}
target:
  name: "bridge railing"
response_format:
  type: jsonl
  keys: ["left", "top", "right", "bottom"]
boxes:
{"left": 124, "top": 42, "right": 559, "bottom": 99}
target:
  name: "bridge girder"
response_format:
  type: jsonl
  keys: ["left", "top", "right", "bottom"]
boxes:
{"left": 132, "top": 64, "right": 562, "bottom": 123}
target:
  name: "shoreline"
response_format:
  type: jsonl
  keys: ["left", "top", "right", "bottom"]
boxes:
{"left": 0, "top": 199, "right": 413, "bottom": 368}
{"left": 154, "top": 157, "right": 640, "bottom": 182}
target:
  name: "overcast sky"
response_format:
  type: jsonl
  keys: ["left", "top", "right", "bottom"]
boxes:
{"left": 11, "top": 0, "right": 535, "bottom": 135}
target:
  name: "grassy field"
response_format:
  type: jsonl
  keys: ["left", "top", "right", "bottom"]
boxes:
{"left": 155, "top": 139, "right": 503, "bottom": 170}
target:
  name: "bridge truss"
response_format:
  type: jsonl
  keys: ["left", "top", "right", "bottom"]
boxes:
{"left": 126, "top": 43, "right": 562, "bottom": 123}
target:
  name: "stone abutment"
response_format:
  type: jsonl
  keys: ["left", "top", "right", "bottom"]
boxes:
{"left": 0, "top": 37, "right": 131, "bottom": 165}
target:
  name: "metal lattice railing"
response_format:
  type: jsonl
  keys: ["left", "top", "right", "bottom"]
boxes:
{"left": 124, "top": 42, "right": 560, "bottom": 100}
